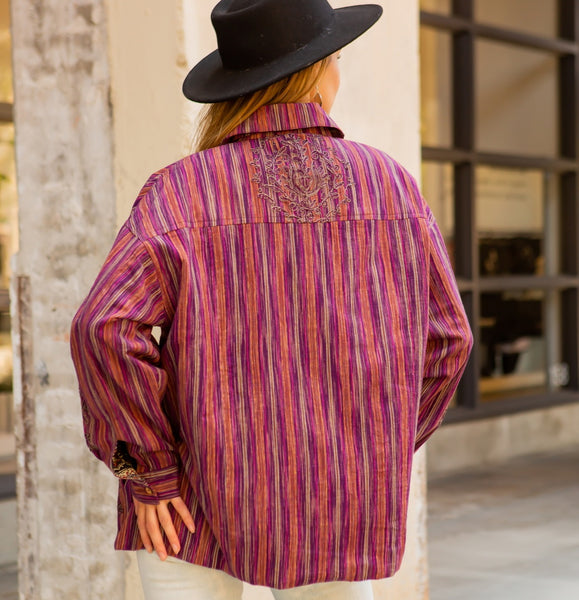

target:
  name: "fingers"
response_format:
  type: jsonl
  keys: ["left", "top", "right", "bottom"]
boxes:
{"left": 146, "top": 502, "right": 170, "bottom": 560}
{"left": 157, "top": 501, "right": 182, "bottom": 556}
{"left": 133, "top": 496, "right": 196, "bottom": 561}
{"left": 171, "top": 497, "right": 196, "bottom": 534}
{"left": 134, "top": 499, "right": 153, "bottom": 553}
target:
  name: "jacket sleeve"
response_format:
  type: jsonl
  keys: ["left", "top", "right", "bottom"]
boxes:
{"left": 415, "top": 212, "right": 473, "bottom": 451}
{"left": 70, "top": 223, "right": 180, "bottom": 505}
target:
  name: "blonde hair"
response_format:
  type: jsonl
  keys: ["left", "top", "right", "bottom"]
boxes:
{"left": 194, "top": 57, "right": 331, "bottom": 152}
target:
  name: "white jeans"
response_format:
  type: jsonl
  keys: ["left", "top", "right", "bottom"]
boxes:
{"left": 137, "top": 550, "right": 374, "bottom": 600}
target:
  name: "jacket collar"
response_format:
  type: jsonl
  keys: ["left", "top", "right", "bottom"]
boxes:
{"left": 224, "top": 102, "right": 345, "bottom": 143}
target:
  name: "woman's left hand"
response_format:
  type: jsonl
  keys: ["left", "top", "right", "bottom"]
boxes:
{"left": 134, "top": 496, "right": 196, "bottom": 560}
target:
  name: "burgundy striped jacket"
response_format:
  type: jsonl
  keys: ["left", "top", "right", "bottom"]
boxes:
{"left": 70, "top": 102, "right": 472, "bottom": 589}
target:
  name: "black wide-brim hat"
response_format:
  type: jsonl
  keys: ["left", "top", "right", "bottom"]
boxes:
{"left": 183, "top": 0, "right": 383, "bottom": 103}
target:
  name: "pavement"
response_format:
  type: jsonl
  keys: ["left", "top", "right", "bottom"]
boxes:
{"left": 0, "top": 447, "right": 578, "bottom": 599}
{"left": 0, "top": 563, "right": 15, "bottom": 600}
{"left": 428, "top": 447, "right": 579, "bottom": 600}
{"left": 0, "top": 433, "right": 16, "bottom": 600}
{"left": 0, "top": 434, "right": 14, "bottom": 478}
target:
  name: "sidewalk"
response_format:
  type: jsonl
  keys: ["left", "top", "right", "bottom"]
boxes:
{"left": 0, "top": 432, "right": 16, "bottom": 600}
{"left": 0, "top": 563, "right": 16, "bottom": 600}
{"left": 428, "top": 447, "right": 579, "bottom": 600}
{"left": 1, "top": 447, "right": 577, "bottom": 599}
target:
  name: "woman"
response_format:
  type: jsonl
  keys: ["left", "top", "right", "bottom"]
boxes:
{"left": 70, "top": 0, "right": 473, "bottom": 599}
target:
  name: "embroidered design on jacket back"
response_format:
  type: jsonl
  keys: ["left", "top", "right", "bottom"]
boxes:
{"left": 251, "top": 134, "right": 354, "bottom": 223}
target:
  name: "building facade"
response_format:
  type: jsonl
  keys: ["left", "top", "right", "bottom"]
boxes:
{"left": 420, "top": 0, "right": 579, "bottom": 475}
{"left": 3, "top": 0, "right": 579, "bottom": 598}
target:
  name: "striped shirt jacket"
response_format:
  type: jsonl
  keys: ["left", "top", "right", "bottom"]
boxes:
{"left": 70, "top": 102, "right": 473, "bottom": 589}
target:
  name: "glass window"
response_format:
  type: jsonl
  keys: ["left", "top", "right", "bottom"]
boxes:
{"left": 0, "top": 0, "right": 15, "bottom": 471}
{"left": 0, "top": 121, "right": 16, "bottom": 289}
{"left": 477, "top": 167, "right": 544, "bottom": 276}
{"left": 476, "top": 41, "right": 559, "bottom": 157}
{"left": 422, "top": 161, "right": 455, "bottom": 260}
{"left": 420, "top": 28, "right": 453, "bottom": 148}
{"left": 479, "top": 290, "right": 546, "bottom": 396}
{"left": 477, "top": 167, "right": 544, "bottom": 236}
{"left": 0, "top": 0, "right": 12, "bottom": 104}
{"left": 475, "top": 0, "right": 558, "bottom": 39}
{"left": 480, "top": 289, "right": 567, "bottom": 398}
{"left": 419, "top": 2, "right": 579, "bottom": 415}
{"left": 420, "top": 0, "right": 452, "bottom": 14}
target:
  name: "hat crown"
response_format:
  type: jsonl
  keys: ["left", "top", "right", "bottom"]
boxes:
{"left": 212, "top": 0, "right": 335, "bottom": 70}
{"left": 183, "top": 0, "right": 382, "bottom": 103}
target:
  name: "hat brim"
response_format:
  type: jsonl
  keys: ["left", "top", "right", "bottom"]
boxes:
{"left": 183, "top": 4, "right": 383, "bottom": 103}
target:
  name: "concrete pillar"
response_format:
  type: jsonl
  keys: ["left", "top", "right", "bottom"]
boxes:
{"left": 11, "top": 1, "right": 125, "bottom": 598}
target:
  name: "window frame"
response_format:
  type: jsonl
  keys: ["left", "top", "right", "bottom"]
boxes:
{"left": 420, "top": 0, "right": 579, "bottom": 422}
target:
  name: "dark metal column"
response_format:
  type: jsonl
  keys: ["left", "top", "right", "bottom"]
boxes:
{"left": 453, "top": 0, "right": 479, "bottom": 407}
{"left": 559, "top": 0, "right": 579, "bottom": 389}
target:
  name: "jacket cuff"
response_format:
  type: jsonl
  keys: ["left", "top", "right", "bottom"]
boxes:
{"left": 129, "top": 465, "right": 181, "bottom": 504}
{"left": 111, "top": 441, "right": 181, "bottom": 504}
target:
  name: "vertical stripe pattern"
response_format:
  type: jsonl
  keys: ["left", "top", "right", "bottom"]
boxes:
{"left": 70, "top": 102, "right": 473, "bottom": 589}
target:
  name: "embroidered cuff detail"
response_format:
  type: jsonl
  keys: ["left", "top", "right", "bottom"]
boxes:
{"left": 112, "top": 441, "right": 140, "bottom": 480}
{"left": 112, "top": 441, "right": 180, "bottom": 504}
